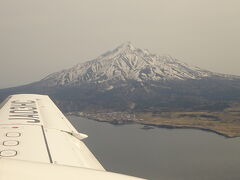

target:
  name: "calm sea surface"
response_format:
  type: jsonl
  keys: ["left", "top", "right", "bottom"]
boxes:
{"left": 68, "top": 115, "right": 240, "bottom": 180}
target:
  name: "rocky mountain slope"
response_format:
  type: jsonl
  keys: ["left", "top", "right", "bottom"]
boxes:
{"left": 41, "top": 42, "right": 218, "bottom": 87}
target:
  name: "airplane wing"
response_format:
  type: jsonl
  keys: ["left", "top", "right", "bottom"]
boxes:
{"left": 0, "top": 94, "right": 145, "bottom": 180}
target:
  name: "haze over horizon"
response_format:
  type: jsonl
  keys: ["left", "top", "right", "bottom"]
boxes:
{"left": 0, "top": 0, "right": 239, "bottom": 88}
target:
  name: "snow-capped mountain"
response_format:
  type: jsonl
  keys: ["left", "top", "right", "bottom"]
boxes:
{"left": 1, "top": 42, "right": 240, "bottom": 113}
{"left": 41, "top": 42, "right": 214, "bottom": 86}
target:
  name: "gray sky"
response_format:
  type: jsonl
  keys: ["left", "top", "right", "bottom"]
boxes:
{"left": 0, "top": 0, "right": 239, "bottom": 88}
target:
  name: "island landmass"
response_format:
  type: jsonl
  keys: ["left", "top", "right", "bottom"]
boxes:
{"left": 67, "top": 103, "right": 240, "bottom": 138}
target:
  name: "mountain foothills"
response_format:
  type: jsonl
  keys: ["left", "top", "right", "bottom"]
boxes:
{"left": 1, "top": 42, "right": 240, "bottom": 137}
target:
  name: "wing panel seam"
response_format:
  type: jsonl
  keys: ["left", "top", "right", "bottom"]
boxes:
{"left": 41, "top": 125, "right": 53, "bottom": 163}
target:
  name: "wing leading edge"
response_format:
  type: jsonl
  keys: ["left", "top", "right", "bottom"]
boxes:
{"left": 0, "top": 94, "right": 145, "bottom": 180}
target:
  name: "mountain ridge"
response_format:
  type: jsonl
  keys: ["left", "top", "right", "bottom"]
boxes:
{"left": 41, "top": 42, "right": 232, "bottom": 87}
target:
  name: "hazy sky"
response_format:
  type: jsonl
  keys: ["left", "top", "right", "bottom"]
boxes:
{"left": 0, "top": 0, "right": 239, "bottom": 88}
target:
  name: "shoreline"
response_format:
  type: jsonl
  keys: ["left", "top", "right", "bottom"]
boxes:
{"left": 67, "top": 112, "right": 240, "bottom": 138}
{"left": 138, "top": 123, "right": 236, "bottom": 138}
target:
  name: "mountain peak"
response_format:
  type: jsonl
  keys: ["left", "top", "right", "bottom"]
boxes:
{"left": 96, "top": 42, "right": 140, "bottom": 62}
{"left": 117, "top": 42, "right": 135, "bottom": 51}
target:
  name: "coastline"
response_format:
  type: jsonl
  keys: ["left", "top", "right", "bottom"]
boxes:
{"left": 139, "top": 124, "right": 236, "bottom": 138}
{"left": 67, "top": 112, "right": 240, "bottom": 138}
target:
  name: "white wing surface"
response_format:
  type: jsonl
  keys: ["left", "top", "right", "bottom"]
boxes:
{"left": 0, "top": 94, "right": 145, "bottom": 180}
